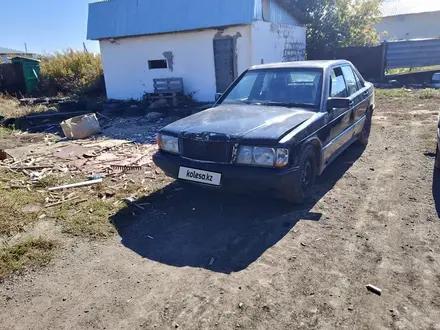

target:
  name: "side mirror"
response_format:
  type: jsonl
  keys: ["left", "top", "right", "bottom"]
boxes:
{"left": 215, "top": 93, "right": 222, "bottom": 101}
{"left": 326, "top": 97, "right": 350, "bottom": 111}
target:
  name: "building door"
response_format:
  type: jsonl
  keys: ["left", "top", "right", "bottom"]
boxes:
{"left": 213, "top": 37, "right": 235, "bottom": 93}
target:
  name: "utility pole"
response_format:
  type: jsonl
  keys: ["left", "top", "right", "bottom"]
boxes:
{"left": 24, "top": 43, "right": 28, "bottom": 53}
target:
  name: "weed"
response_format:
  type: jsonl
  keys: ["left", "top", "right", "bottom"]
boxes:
{"left": 0, "top": 126, "right": 13, "bottom": 138}
{"left": 418, "top": 89, "right": 440, "bottom": 100}
{"left": 39, "top": 50, "right": 104, "bottom": 96}
{"left": 0, "top": 238, "right": 57, "bottom": 279}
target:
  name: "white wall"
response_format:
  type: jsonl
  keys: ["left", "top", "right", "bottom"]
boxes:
{"left": 250, "top": 21, "right": 306, "bottom": 65}
{"left": 99, "top": 25, "right": 251, "bottom": 101}
{"left": 375, "top": 11, "right": 440, "bottom": 41}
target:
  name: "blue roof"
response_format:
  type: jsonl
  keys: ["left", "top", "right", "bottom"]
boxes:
{"left": 88, "top": 0, "right": 255, "bottom": 40}
{"left": 87, "top": 0, "right": 300, "bottom": 40}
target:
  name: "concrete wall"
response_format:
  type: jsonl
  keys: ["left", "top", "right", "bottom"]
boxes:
{"left": 376, "top": 11, "right": 440, "bottom": 41}
{"left": 250, "top": 21, "right": 306, "bottom": 65}
{"left": 99, "top": 25, "right": 251, "bottom": 101}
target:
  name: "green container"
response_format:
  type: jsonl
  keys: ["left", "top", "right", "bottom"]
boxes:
{"left": 11, "top": 56, "right": 41, "bottom": 94}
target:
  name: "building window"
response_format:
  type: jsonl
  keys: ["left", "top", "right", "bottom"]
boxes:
{"left": 148, "top": 60, "right": 168, "bottom": 69}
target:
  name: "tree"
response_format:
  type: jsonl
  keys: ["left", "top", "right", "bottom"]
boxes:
{"left": 289, "top": 0, "right": 382, "bottom": 58}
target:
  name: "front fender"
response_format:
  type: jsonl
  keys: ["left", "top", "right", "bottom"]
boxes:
{"left": 290, "top": 136, "right": 323, "bottom": 173}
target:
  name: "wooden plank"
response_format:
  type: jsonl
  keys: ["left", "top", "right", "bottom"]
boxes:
{"left": 154, "top": 89, "right": 183, "bottom": 93}
{"left": 153, "top": 84, "right": 182, "bottom": 89}
{"left": 153, "top": 78, "right": 183, "bottom": 93}
{"left": 149, "top": 91, "right": 183, "bottom": 96}
{"left": 153, "top": 78, "right": 183, "bottom": 83}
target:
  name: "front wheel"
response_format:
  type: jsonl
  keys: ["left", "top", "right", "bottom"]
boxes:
{"left": 285, "top": 145, "right": 317, "bottom": 204}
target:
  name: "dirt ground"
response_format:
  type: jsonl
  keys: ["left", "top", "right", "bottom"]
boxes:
{"left": 1, "top": 91, "right": 440, "bottom": 330}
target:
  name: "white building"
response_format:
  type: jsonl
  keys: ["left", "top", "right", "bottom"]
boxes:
{"left": 376, "top": 0, "right": 440, "bottom": 41}
{"left": 87, "top": 0, "right": 306, "bottom": 102}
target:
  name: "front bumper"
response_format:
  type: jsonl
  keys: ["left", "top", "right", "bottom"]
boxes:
{"left": 152, "top": 151, "right": 300, "bottom": 198}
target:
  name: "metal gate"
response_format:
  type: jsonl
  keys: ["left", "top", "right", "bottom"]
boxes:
{"left": 386, "top": 38, "right": 440, "bottom": 70}
{"left": 213, "top": 37, "right": 235, "bottom": 93}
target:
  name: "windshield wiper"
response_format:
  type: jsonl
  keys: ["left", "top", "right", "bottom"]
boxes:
{"left": 252, "top": 101, "right": 316, "bottom": 108}
{"left": 223, "top": 99, "right": 251, "bottom": 105}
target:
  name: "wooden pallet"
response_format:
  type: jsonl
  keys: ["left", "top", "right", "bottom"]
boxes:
{"left": 153, "top": 78, "right": 184, "bottom": 93}
{"left": 148, "top": 92, "right": 183, "bottom": 100}
{"left": 148, "top": 78, "right": 185, "bottom": 107}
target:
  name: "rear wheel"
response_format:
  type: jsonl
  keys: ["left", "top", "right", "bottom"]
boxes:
{"left": 285, "top": 145, "right": 317, "bottom": 204}
{"left": 358, "top": 109, "right": 373, "bottom": 146}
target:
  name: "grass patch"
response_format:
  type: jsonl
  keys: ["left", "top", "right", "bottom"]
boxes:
{"left": 35, "top": 173, "right": 77, "bottom": 189}
{"left": 376, "top": 88, "right": 412, "bottom": 99}
{"left": 376, "top": 88, "right": 440, "bottom": 100}
{"left": 418, "top": 89, "right": 440, "bottom": 100}
{"left": 0, "top": 93, "right": 48, "bottom": 118}
{"left": 0, "top": 238, "right": 57, "bottom": 279}
{"left": 0, "top": 167, "right": 119, "bottom": 239}
{"left": 386, "top": 65, "right": 440, "bottom": 75}
{"left": 0, "top": 126, "right": 13, "bottom": 138}
{"left": 55, "top": 198, "right": 118, "bottom": 238}
{"left": 0, "top": 170, "right": 45, "bottom": 236}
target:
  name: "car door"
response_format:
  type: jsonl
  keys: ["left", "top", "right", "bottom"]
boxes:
{"left": 322, "top": 66, "right": 351, "bottom": 164}
{"left": 341, "top": 65, "right": 370, "bottom": 136}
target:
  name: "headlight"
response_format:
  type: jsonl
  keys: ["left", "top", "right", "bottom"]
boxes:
{"left": 236, "top": 146, "right": 253, "bottom": 164}
{"left": 236, "top": 146, "right": 289, "bottom": 167}
{"left": 253, "top": 147, "right": 275, "bottom": 167}
{"left": 158, "top": 134, "right": 179, "bottom": 154}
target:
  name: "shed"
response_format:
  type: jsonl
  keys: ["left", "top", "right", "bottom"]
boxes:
{"left": 87, "top": 0, "right": 306, "bottom": 102}
{"left": 376, "top": 0, "right": 440, "bottom": 41}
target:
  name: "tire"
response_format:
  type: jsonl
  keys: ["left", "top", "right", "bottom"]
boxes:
{"left": 358, "top": 109, "right": 373, "bottom": 146}
{"left": 285, "top": 145, "right": 317, "bottom": 204}
{"left": 435, "top": 145, "right": 440, "bottom": 170}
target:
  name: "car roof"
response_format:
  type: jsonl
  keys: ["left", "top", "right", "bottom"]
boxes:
{"left": 249, "top": 60, "right": 350, "bottom": 70}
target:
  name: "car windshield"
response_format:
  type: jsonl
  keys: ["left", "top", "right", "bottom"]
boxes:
{"left": 221, "top": 68, "right": 323, "bottom": 109}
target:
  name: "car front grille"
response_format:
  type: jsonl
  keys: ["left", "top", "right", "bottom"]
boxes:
{"left": 181, "top": 138, "right": 233, "bottom": 163}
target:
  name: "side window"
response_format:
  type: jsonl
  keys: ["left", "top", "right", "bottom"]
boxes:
{"left": 341, "top": 66, "right": 360, "bottom": 96}
{"left": 330, "top": 67, "right": 348, "bottom": 98}
{"left": 353, "top": 70, "right": 364, "bottom": 90}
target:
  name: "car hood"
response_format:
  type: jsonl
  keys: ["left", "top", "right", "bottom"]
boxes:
{"left": 161, "top": 104, "right": 316, "bottom": 143}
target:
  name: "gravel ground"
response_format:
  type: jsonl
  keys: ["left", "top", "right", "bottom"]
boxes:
{"left": 1, "top": 93, "right": 440, "bottom": 330}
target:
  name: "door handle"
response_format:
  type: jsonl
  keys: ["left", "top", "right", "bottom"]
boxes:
{"left": 363, "top": 91, "right": 369, "bottom": 97}
{"left": 349, "top": 100, "right": 354, "bottom": 106}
